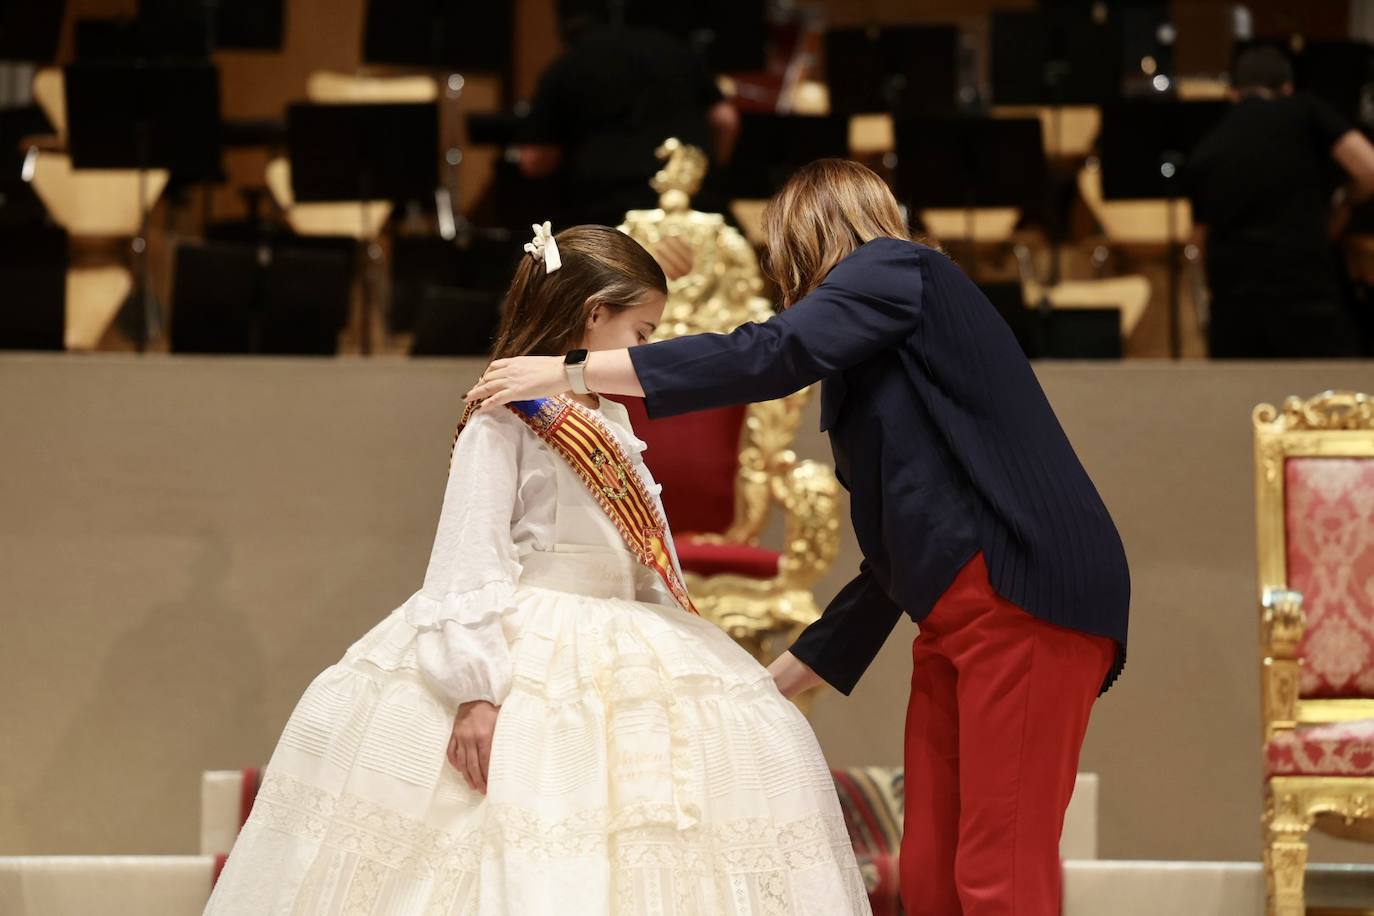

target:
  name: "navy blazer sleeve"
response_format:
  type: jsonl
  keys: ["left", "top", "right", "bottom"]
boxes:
{"left": 629, "top": 238, "right": 924, "bottom": 417}
{"left": 788, "top": 561, "right": 905, "bottom": 695}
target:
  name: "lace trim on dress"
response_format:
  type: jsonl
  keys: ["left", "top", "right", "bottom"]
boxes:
{"left": 242, "top": 772, "right": 868, "bottom": 915}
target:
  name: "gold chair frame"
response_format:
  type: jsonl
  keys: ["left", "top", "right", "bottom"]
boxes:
{"left": 1253, "top": 390, "right": 1374, "bottom": 916}
{"left": 619, "top": 140, "right": 842, "bottom": 663}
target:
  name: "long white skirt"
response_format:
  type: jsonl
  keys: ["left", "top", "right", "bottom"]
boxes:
{"left": 204, "top": 582, "right": 872, "bottom": 915}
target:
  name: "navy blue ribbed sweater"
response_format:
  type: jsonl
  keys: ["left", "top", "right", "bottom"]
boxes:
{"left": 630, "top": 238, "right": 1129, "bottom": 695}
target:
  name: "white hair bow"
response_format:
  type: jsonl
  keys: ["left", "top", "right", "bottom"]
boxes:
{"left": 523, "top": 221, "right": 562, "bottom": 273}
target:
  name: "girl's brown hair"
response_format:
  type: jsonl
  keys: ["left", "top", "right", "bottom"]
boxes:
{"left": 490, "top": 225, "right": 666, "bottom": 359}
{"left": 760, "top": 158, "right": 913, "bottom": 307}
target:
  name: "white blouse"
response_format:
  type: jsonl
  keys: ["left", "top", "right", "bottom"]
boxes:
{"left": 402, "top": 398, "right": 679, "bottom": 708}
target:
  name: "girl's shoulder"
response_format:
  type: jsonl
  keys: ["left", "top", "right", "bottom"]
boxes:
{"left": 453, "top": 405, "right": 531, "bottom": 459}
{"left": 596, "top": 396, "right": 632, "bottom": 428}
{"left": 464, "top": 397, "right": 637, "bottom": 451}
{"left": 461, "top": 403, "right": 522, "bottom": 434}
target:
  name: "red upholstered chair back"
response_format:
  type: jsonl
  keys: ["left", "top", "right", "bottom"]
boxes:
{"left": 1285, "top": 457, "right": 1374, "bottom": 699}
{"left": 618, "top": 397, "right": 746, "bottom": 535}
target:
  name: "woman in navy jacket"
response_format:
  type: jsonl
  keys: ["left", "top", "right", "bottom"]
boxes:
{"left": 467, "top": 159, "right": 1129, "bottom": 916}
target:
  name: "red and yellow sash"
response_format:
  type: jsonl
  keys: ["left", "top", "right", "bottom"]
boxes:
{"left": 452, "top": 397, "right": 698, "bottom": 616}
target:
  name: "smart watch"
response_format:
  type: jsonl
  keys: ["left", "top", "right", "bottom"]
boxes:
{"left": 564, "top": 349, "right": 591, "bottom": 394}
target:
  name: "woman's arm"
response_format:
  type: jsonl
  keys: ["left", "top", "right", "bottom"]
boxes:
{"left": 409, "top": 411, "right": 524, "bottom": 709}
{"left": 788, "top": 561, "right": 906, "bottom": 695}
{"left": 466, "top": 238, "right": 924, "bottom": 414}
{"left": 629, "top": 238, "right": 922, "bottom": 417}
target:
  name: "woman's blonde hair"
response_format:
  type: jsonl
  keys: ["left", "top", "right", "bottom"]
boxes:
{"left": 490, "top": 225, "right": 666, "bottom": 359}
{"left": 760, "top": 158, "right": 912, "bottom": 307}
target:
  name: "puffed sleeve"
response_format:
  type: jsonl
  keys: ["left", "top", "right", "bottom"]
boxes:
{"left": 407, "top": 410, "right": 524, "bottom": 708}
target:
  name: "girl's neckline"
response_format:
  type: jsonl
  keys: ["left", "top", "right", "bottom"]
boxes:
{"left": 562, "top": 392, "right": 602, "bottom": 412}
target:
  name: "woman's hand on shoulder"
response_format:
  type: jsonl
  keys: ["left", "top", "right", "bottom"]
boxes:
{"left": 465, "top": 357, "right": 568, "bottom": 409}
{"left": 447, "top": 699, "right": 500, "bottom": 793}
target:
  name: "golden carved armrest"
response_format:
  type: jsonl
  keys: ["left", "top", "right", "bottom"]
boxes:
{"left": 1263, "top": 588, "right": 1307, "bottom": 657}
{"left": 1261, "top": 587, "right": 1307, "bottom": 740}
{"left": 770, "top": 458, "right": 843, "bottom": 616}
{"left": 683, "top": 387, "right": 841, "bottom": 664}
{"left": 708, "top": 389, "right": 809, "bottom": 545}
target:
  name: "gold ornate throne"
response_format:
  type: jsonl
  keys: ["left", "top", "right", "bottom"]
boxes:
{"left": 616, "top": 140, "right": 843, "bottom": 665}
{"left": 1253, "top": 390, "right": 1374, "bottom": 916}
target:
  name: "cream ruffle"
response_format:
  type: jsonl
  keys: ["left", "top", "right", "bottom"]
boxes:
{"left": 400, "top": 579, "right": 519, "bottom": 631}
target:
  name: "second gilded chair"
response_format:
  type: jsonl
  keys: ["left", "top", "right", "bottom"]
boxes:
{"left": 1253, "top": 390, "right": 1374, "bottom": 916}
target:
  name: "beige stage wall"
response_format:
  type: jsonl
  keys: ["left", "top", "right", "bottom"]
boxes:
{"left": 3, "top": 354, "right": 1374, "bottom": 867}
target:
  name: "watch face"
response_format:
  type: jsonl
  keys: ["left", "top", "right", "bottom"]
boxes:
{"left": 565, "top": 348, "right": 589, "bottom": 365}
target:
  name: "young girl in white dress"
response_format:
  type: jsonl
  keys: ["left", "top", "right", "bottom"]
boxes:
{"left": 204, "top": 224, "right": 871, "bottom": 916}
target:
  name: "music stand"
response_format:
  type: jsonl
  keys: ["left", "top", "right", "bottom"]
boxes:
{"left": 410, "top": 287, "right": 503, "bottom": 357}
{"left": 363, "top": 0, "right": 514, "bottom": 237}
{"left": 287, "top": 102, "right": 437, "bottom": 353}
{"left": 0, "top": 0, "right": 66, "bottom": 61}
{"left": 0, "top": 107, "right": 51, "bottom": 228}
{"left": 726, "top": 114, "right": 849, "bottom": 200}
{"left": 287, "top": 103, "right": 437, "bottom": 206}
{"left": 992, "top": 8, "right": 1124, "bottom": 289}
{"left": 990, "top": 9, "right": 1123, "bottom": 107}
{"left": 0, "top": 225, "right": 67, "bottom": 351}
{"left": 207, "top": 0, "right": 285, "bottom": 51}
{"left": 363, "top": 1, "right": 512, "bottom": 73}
{"left": 894, "top": 116, "right": 1046, "bottom": 272}
{"left": 825, "top": 25, "right": 959, "bottom": 118}
{"left": 64, "top": 60, "right": 222, "bottom": 349}
{"left": 981, "top": 281, "right": 1121, "bottom": 360}
{"left": 74, "top": 0, "right": 283, "bottom": 59}
{"left": 625, "top": 1, "right": 767, "bottom": 73}
{"left": 171, "top": 240, "right": 351, "bottom": 355}
{"left": 390, "top": 230, "right": 520, "bottom": 334}
{"left": 1099, "top": 99, "right": 1226, "bottom": 359}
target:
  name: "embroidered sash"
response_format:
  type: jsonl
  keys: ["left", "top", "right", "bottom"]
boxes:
{"left": 452, "top": 398, "right": 698, "bottom": 616}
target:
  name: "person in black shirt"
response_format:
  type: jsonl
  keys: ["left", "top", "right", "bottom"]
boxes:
{"left": 1186, "top": 46, "right": 1374, "bottom": 357}
{"left": 516, "top": 6, "right": 739, "bottom": 228}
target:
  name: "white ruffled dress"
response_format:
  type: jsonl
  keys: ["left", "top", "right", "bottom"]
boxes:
{"left": 204, "top": 397, "right": 871, "bottom": 916}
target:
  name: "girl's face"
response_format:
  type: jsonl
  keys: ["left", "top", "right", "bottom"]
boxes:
{"left": 580, "top": 290, "right": 666, "bottom": 352}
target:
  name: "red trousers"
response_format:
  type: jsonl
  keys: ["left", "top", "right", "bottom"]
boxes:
{"left": 900, "top": 553, "right": 1114, "bottom": 916}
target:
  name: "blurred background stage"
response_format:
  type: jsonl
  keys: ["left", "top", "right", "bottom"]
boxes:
{"left": 5, "top": 1, "right": 1374, "bottom": 915}
{"left": 2, "top": 0, "right": 1374, "bottom": 361}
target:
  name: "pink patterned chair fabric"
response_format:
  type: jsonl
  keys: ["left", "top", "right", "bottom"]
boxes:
{"left": 1266, "top": 718, "right": 1374, "bottom": 777}
{"left": 1285, "top": 457, "right": 1374, "bottom": 699}
{"left": 831, "top": 767, "right": 905, "bottom": 916}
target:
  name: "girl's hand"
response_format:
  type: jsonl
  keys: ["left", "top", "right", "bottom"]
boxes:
{"left": 767, "top": 650, "right": 824, "bottom": 699}
{"left": 464, "top": 356, "right": 568, "bottom": 408}
{"left": 447, "top": 700, "right": 500, "bottom": 793}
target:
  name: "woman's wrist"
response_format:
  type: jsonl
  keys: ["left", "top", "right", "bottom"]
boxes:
{"left": 768, "top": 650, "right": 824, "bottom": 698}
{"left": 584, "top": 349, "right": 644, "bottom": 398}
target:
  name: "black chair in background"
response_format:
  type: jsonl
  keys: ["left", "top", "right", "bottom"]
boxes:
{"left": 0, "top": 225, "right": 67, "bottom": 351}
{"left": 410, "top": 287, "right": 503, "bottom": 357}
{"left": 981, "top": 282, "right": 1122, "bottom": 360}
{"left": 171, "top": 240, "right": 350, "bottom": 355}
{"left": 393, "top": 230, "right": 520, "bottom": 355}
